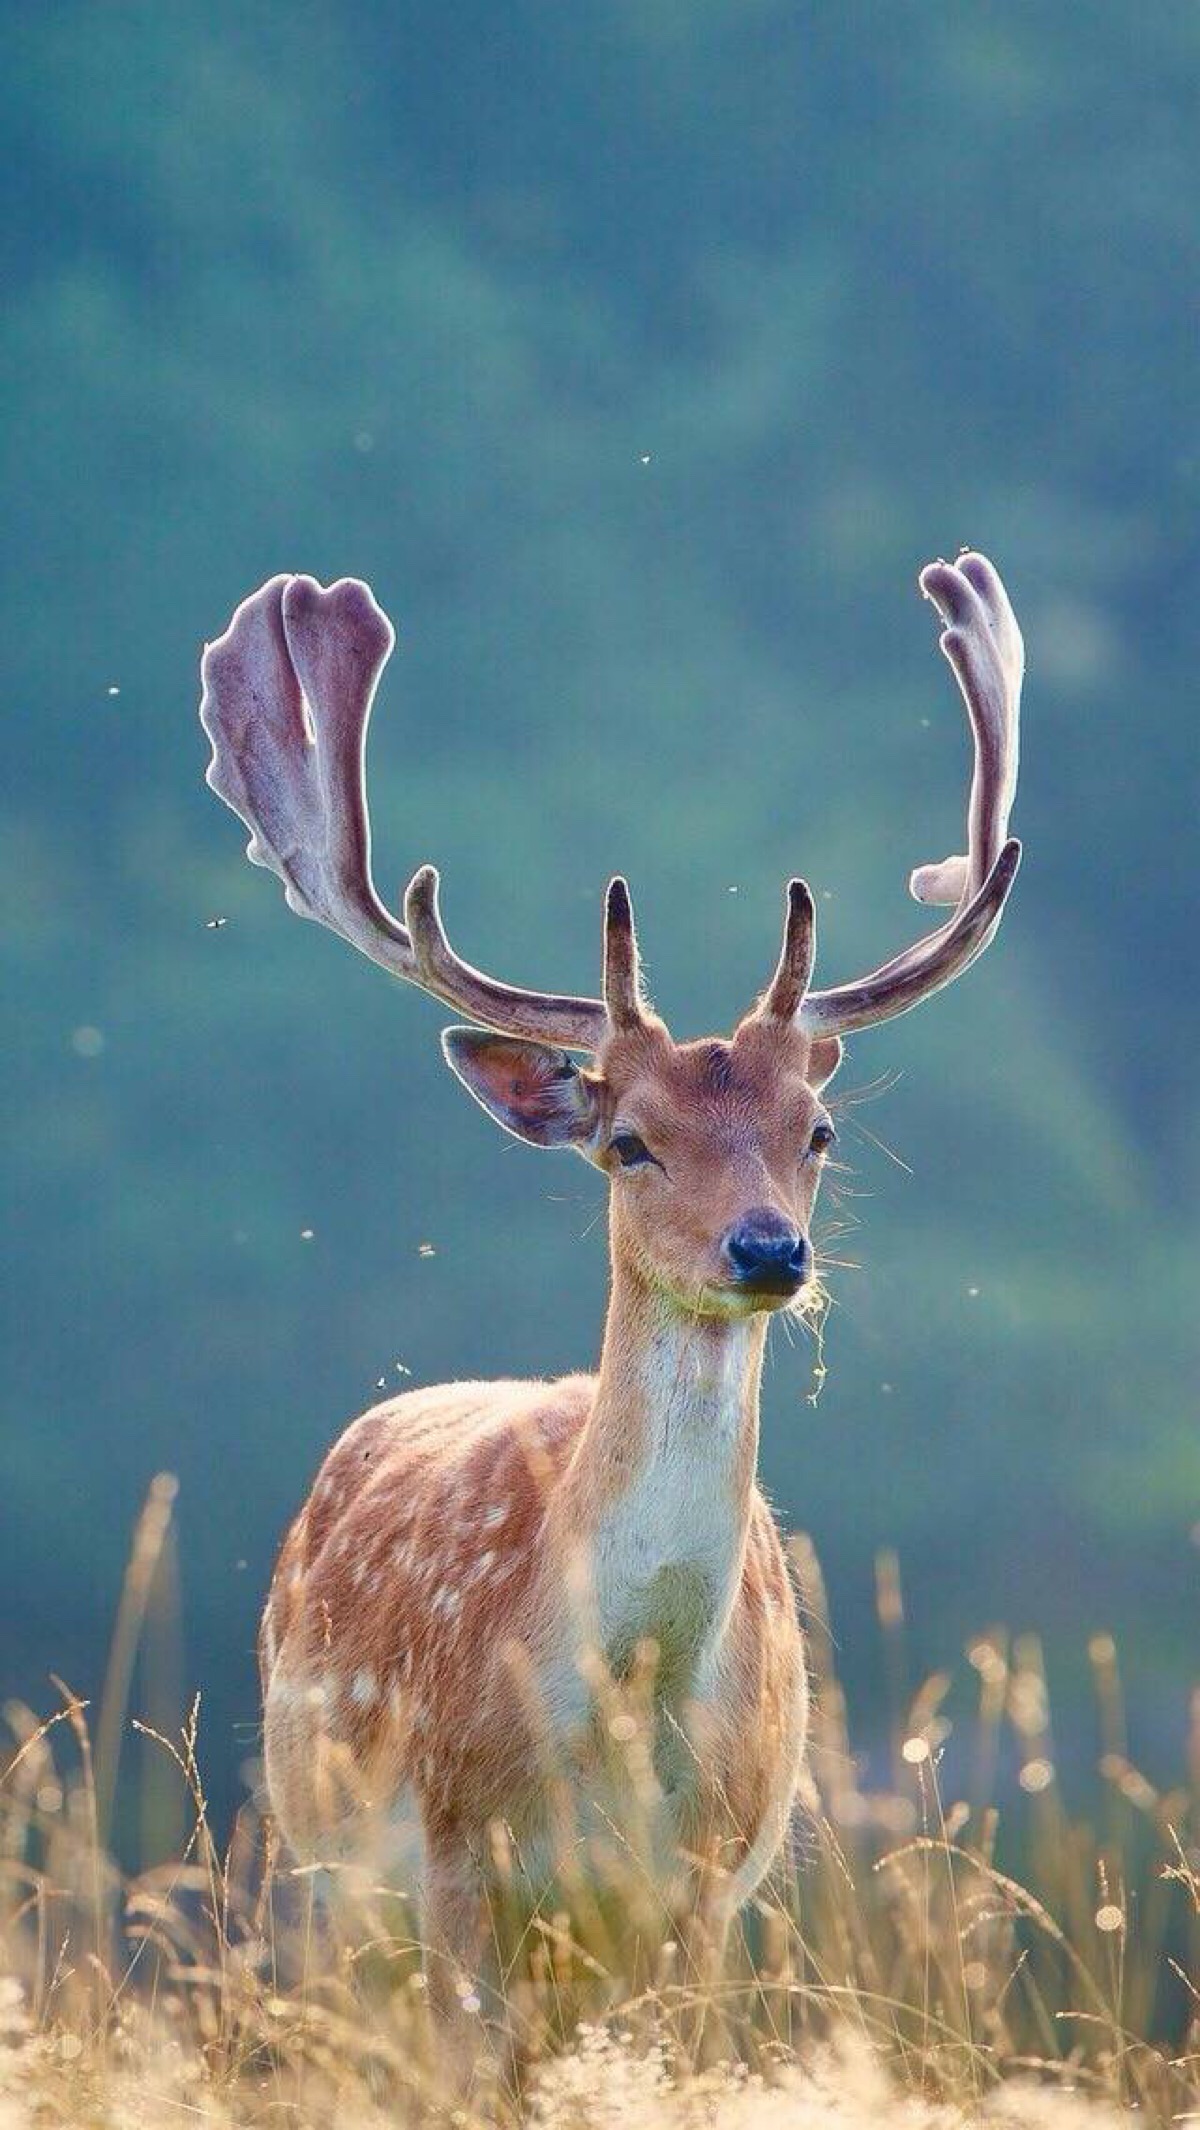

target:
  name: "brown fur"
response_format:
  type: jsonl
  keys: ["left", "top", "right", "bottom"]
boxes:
{"left": 260, "top": 1017, "right": 834, "bottom": 2038}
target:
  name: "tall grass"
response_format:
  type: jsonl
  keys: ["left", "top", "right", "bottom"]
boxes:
{"left": 2, "top": 1480, "right": 1197, "bottom": 2126}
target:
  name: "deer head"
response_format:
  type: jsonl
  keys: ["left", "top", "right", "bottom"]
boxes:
{"left": 200, "top": 553, "right": 1022, "bottom": 1318}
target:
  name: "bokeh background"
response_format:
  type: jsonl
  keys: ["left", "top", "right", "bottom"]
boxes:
{"left": 3, "top": 2, "right": 1196, "bottom": 1838}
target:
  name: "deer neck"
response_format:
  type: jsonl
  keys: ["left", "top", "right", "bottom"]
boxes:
{"left": 556, "top": 1258, "right": 768, "bottom": 1688}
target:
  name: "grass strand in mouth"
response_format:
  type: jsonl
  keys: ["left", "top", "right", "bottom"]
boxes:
{"left": 2, "top": 1485, "right": 1197, "bottom": 2126}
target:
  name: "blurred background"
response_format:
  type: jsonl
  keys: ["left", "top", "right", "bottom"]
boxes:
{"left": 2, "top": 1, "right": 1196, "bottom": 1841}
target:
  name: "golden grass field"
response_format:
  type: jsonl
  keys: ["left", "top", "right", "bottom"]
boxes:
{"left": 2, "top": 1483, "right": 1197, "bottom": 2127}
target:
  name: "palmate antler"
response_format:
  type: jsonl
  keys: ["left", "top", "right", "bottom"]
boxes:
{"left": 200, "top": 553, "right": 1023, "bottom": 1049}
{"left": 200, "top": 574, "right": 610, "bottom": 1049}
{"left": 753, "top": 551, "right": 1023, "bottom": 1035}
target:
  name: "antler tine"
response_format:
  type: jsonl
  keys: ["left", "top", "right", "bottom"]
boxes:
{"left": 799, "top": 552, "right": 1024, "bottom": 1037}
{"left": 200, "top": 575, "right": 610, "bottom": 1051}
{"left": 753, "top": 879, "right": 817, "bottom": 1025}
{"left": 404, "top": 863, "right": 608, "bottom": 1049}
{"left": 602, "top": 876, "right": 648, "bottom": 1031}
{"left": 800, "top": 840, "right": 1021, "bottom": 1035}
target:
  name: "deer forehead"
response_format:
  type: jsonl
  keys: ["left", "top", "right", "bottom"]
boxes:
{"left": 604, "top": 1032, "right": 819, "bottom": 1137}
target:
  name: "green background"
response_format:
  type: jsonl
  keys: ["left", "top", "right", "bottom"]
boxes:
{"left": 3, "top": 1, "right": 1196, "bottom": 1830}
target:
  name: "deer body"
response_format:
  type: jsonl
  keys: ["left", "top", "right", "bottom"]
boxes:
{"left": 260, "top": 1327, "right": 803, "bottom": 1960}
{"left": 260, "top": 1028, "right": 819, "bottom": 2017}
{"left": 201, "top": 549, "right": 1025, "bottom": 2040}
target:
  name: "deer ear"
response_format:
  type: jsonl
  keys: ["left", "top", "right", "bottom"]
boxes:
{"left": 807, "top": 1035, "right": 843, "bottom": 1091}
{"left": 441, "top": 1029, "right": 604, "bottom": 1151}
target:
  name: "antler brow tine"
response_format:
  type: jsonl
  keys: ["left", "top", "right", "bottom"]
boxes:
{"left": 602, "top": 876, "right": 648, "bottom": 1031}
{"left": 755, "top": 878, "right": 817, "bottom": 1025}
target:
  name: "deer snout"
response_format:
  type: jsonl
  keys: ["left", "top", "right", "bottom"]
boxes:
{"left": 721, "top": 1209, "right": 811, "bottom": 1296}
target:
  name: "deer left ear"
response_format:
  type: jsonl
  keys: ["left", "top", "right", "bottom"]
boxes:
{"left": 807, "top": 1035, "right": 843, "bottom": 1091}
{"left": 441, "top": 1028, "right": 604, "bottom": 1151}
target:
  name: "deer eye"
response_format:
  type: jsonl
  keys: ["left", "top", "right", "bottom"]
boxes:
{"left": 610, "top": 1131, "right": 657, "bottom": 1170}
{"left": 808, "top": 1120, "right": 836, "bottom": 1157}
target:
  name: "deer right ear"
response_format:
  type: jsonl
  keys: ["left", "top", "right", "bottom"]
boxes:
{"left": 441, "top": 1029, "right": 604, "bottom": 1152}
{"left": 807, "top": 1035, "right": 843, "bottom": 1091}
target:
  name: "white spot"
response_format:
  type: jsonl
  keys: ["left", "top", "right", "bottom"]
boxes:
{"left": 351, "top": 1668, "right": 378, "bottom": 1707}
{"left": 70, "top": 1025, "right": 105, "bottom": 1058}
{"left": 482, "top": 1504, "right": 509, "bottom": 1532}
{"left": 473, "top": 1550, "right": 495, "bottom": 1579}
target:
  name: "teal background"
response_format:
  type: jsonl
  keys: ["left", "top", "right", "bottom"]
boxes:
{"left": 3, "top": 2, "right": 1196, "bottom": 1828}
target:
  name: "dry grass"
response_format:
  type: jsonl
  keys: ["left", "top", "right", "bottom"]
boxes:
{"left": 2, "top": 1484, "right": 1198, "bottom": 2127}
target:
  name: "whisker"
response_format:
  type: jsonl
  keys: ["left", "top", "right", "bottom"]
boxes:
{"left": 829, "top": 1065, "right": 904, "bottom": 1111}
{"left": 841, "top": 1113, "right": 914, "bottom": 1176}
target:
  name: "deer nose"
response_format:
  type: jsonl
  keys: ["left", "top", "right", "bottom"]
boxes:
{"left": 722, "top": 1211, "right": 811, "bottom": 1294}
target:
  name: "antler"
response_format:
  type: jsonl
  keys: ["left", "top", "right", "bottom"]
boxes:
{"left": 202, "top": 555, "right": 1021, "bottom": 1058}
{"left": 200, "top": 574, "right": 610, "bottom": 1050}
{"left": 791, "top": 551, "right": 1023, "bottom": 1037}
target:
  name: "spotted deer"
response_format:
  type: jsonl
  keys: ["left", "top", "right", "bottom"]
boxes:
{"left": 200, "top": 551, "right": 1023, "bottom": 2042}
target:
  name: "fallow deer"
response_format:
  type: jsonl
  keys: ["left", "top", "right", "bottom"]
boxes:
{"left": 199, "top": 550, "right": 1023, "bottom": 2046}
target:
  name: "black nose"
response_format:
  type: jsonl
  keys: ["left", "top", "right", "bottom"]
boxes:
{"left": 723, "top": 1210, "right": 811, "bottom": 1294}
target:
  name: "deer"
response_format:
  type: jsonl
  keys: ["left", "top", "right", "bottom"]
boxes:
{"left": 199, "top": 549, "right": 1023, "bottom": 2058}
